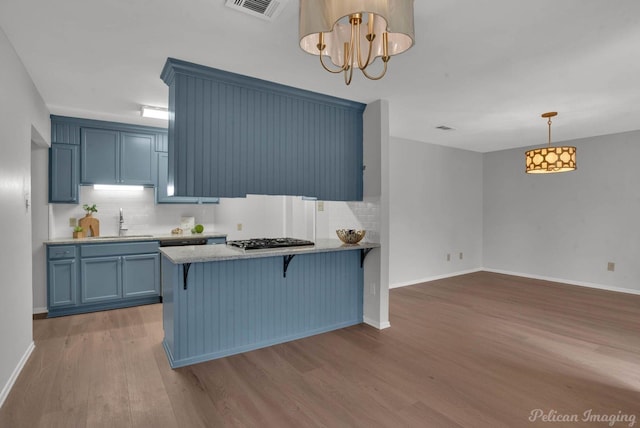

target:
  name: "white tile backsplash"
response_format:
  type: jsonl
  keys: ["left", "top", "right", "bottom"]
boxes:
{"left": 50, "top": 187, "right": 381, "bottom": 244}
{"left": 316, "top": 197, "right": 380, "bottom": 243}
{"left": 50, "top": 186, "right": 217, "bottom": 238}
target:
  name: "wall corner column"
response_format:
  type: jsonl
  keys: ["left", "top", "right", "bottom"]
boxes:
{"left": 362, "top": 99, "right": 390, "bottom": 329}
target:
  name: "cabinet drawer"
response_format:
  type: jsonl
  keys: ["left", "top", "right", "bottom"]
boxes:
{"left": 81, "top": 241, "right": 159, "bottom": 257}
{"left": 48, "top": 246, "right": 77, "bottom": 259}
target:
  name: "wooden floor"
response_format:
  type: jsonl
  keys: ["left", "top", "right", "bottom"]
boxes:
{"left": 1, "top": 271, "right": 639, "bottom": 427}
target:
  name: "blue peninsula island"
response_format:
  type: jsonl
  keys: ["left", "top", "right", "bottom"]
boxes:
{"left": 160, "top": 239, "right": 380, "bottom": 368}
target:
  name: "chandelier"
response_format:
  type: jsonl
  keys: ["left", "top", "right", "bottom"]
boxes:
{"left": 525, "top": 112, "right": 576, "bottom": 174}
{"left": 298, "top": 0, "right": 415, "bottom": 85}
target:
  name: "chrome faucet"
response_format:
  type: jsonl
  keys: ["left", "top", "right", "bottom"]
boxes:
{"left": 119, "top": 208, "right": 128, "bottom": 236}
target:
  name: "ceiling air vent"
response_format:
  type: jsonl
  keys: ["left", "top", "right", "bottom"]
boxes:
{"left": 225, "top": 0, "right": 289, "bottom": 21}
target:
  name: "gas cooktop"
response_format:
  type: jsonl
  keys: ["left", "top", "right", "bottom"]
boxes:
{"left": 226, "top": 238, "right": 315, "bottom": 251}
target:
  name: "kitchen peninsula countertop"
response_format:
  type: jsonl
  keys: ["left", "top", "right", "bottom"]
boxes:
{"left": 44, "top": 232, "right": 227, "bottom": 245}
{"left": 160, "top": 239, "right": 380, "bottom": 264}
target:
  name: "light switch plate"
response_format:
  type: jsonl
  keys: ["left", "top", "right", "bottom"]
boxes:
{"left": 69, "top": 217, "right": 77, "bottom": 227}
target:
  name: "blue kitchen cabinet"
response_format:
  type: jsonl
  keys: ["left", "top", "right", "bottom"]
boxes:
{"left": 161, "top": 58, "right": 365, "bottom": 201}
{"left": 81, "top": 128, "right": 119, "bottom": 184}
{"left": 49, "top": 144, "right": 79, "bottom": 203}
{"left": 81, "top": 256, "right": 121, "bottom": 303}
{"left": 123, "top": 253, "right": 160, "bottom": 298}
{"left": 81, "top": 128, "right": 156, "bottom": 185}
{"left": 156, "top": 152, "right": 219, "bottom": 204}
{"left": 121, "top": 132, "right": 156, "bottom": 185}
{"left": 47, "top": 245, "right": 78, "bottom": 308}
{"left": 47, "top": 240, "right": 161, "bottom": 317}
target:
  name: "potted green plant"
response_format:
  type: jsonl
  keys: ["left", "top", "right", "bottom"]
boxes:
{"left": 72, "top": 226, "right": 85, "bottom": 239}
{"left": 82, "top": 204, "right": 98, "bottom": 216}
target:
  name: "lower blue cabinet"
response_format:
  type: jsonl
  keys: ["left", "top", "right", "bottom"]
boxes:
{"left": 123, "top": 253, "right": 160, "bottom": 297}
{"left": 48, "top": 259, "right": 77, "bottom": 307}
{"left": 47, "top": 241, "right": 161, "bottom": 317}
{"left": 81, "top": 256, "right": 122, "bottom": 303}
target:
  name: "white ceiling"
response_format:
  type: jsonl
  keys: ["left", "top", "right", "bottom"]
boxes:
{"left": 1, "top": 0, "right": 639, "bottom": 152}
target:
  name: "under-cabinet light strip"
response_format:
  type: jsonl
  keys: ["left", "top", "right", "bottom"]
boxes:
{"left": 93, "top": 184, "right": 144, "bottom": 191}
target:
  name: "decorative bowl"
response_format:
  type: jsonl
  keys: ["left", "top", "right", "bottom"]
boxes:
{"left": 336, "top": 229, "right": 366, "bottom": 244}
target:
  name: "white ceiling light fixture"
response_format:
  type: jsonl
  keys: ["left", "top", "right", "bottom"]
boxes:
{"left": 299, "top": 0, "right": 415, "bottom": 85}
{"left": 525, "top": 112, "right": 577, "bottom": 174}
{"left": 141, "top": 106, "right": 169, "bottom": 120}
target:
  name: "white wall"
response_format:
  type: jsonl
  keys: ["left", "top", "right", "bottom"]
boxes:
{"left": 31, "top": 144, "right": 49, "bottom": 314}
{"left": 483, "top": 130, "right": 640, "bottom": 294}
{"left": 0, "top": 26, "right": 50, "bottom": 407}
{"left": 389, "top": 137, "right": 483, "bottom": 288}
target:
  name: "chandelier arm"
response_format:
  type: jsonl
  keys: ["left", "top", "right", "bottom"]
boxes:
{"left": 360, "top": 58, "right": 389, "bottom": 80}
{"left": 344, "top": 59, "right": 354, "bottom": 85}
{"left": 357, "top": 36, "right": 375, "bottom": 70}
{"left": 355, "top": 22, "right": 374, "bottom": 70}
{"left": 319, "top": 54, "right": 347, "bottom": 74}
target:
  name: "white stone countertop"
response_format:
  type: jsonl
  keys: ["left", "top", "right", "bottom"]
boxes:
{"left": 160, "top": 239, "right": 380, "bottom": 264}
{"left": 44, "top": 232, "right": 228, "bottom": 245}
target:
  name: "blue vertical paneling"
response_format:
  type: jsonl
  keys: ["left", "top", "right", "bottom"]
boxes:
{"left": 51, "top": 120, "right": 81, "bottom": 145}
{"left": 162, "top": 250, "right": 364, "bottom": 367}
{"left": 161, "top": 58, "right": 365, "bottom": 201}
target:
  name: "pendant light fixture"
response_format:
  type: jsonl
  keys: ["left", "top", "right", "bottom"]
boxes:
{"left": 298, "top": 0, "right": 415, "bottom": 85}
{"left": 525, "top": 112, "right": 576, "bottom": 174}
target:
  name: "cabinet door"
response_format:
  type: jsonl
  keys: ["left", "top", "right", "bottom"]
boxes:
{"left": 122, "top": 253, "right": 160, "bottom": 298}
{"left": 48, "top": 259, "right": 77, "bottom": 307}
{"left": 49, "top": 144, "right": 79, "bottom": 203}
{"left": 81, "top": 128, "right": 119, "bottom": 184}
{"left": 81, "top": 256, "right": 121, "bottom": 303}
{"left": 121, "top": 132, "right": 155, "bottom": 185}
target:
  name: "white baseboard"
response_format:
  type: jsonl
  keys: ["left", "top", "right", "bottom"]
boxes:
{"left": 390, "top": 268, "right": 483, "bottom": 289}
{"left": 0, "top": 341, "right": 35, "bottom": 409}
{"left": 33, "top": 307, "right": 47, "bottom": 315}
{"left": 483, "top": 268, "right": 640, "bottom": 296}
{"left": 363, "top": 316, "right": 391, "bottom": 330}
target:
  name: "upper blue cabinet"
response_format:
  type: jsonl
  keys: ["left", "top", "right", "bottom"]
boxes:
{"left": 161, "top": 58, "right": 366, "bottom": 201}
{"left": 49, "top": 116, "right": 167, "bottom": 203}
{"left": 49, "top": 117, "right": 81, "bottom": 203}
{"left": 81, "top": 128, "right": 156, "bottom": 185}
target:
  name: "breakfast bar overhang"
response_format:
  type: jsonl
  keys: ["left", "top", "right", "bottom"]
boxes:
{"left": 160, "top": 240, "right": 380, "bottom": 368}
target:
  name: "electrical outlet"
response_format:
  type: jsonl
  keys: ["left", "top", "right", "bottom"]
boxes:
{"left": 69, "top": 217, "right": 77, "bottom": 227}
{"left": 446, "top": 253, "right": 451, "bottom": 262}
{"left": 317, "top": 201, "right": 324, "bottom": 212}
{"left": 607, "top": 262, "right": 615, "bottom": 272}
{"left": 237, "top": 223, "right": 243, "bottom": 231}
{"left": 459, "top": 252, "right": 463, "bottom": 260}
